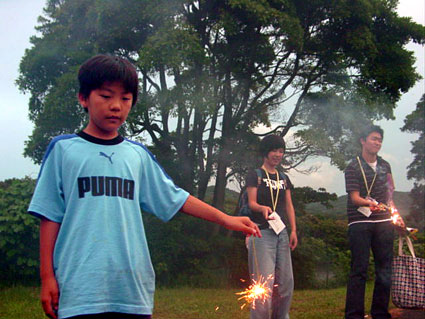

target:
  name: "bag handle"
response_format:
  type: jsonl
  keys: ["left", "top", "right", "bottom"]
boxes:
{"left": 398, "top": 235, "right": 416, "bottom": 258}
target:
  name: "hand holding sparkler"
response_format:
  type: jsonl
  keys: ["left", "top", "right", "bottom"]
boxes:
{"left": 222, "top": 215, "right": 262, "bottom": 237}
{"left": 369, "top": 202, "right": 387, "bottom": 213}
{"left": 389, "top": 206, "right": 420, "bottom": 239}
{"left": 181, "top": 195, "right": 262, "bottom": 237}
{"left": 382, "top": 174, "right": 417, "bottom": 237}
{"left": 369, "top": 202, "right": 417, "bottom": 238}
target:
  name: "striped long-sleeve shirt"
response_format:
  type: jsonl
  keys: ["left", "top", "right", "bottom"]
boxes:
{"left": 344, "top": 155, "right": 392, "bottom": 226}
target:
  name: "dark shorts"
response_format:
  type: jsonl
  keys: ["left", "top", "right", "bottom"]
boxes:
{"left": 66, "top": 313, "right": 152, "bottom": 319}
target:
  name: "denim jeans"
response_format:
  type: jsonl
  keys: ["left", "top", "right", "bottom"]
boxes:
{"left": 345, "top": 221, "right": 394, "bottom": 319}
{"left": 248, "top": 228, "right": 293, "bottom": 319}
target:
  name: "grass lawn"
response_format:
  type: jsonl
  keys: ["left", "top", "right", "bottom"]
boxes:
{"left": 0, "top": 284, "right": 392, "bottom": 319}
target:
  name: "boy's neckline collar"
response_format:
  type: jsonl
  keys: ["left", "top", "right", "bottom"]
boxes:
{"left": 77, "top": 131, "right": 124, "bottom": 145}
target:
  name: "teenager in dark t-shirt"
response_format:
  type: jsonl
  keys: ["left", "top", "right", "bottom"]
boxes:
{"left": 245, "top": 135, "right": 297, "bottom": 319}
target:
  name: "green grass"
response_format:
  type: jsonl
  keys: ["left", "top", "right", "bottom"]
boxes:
{"left": 0, "top": 284, "right": 392, "bottom": 319}
{"left": 0, "top": 286, "right": 42, "bottom": 319}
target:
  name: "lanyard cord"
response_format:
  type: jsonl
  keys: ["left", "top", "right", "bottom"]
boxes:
{"left": 262, "top": 167, "right": 280, "bottom": 212}
{"left": 357, "top": 156, "right": 377, "bottom": 197}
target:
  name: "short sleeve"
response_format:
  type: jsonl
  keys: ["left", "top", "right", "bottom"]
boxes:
{"left": 345, "top": 162, "right": 360, "bottom": 193}
{"left": 384, "top": 161, "right": 392, "bottom": 175}
{"left": 284, "top": 174, "right": 294, "bottom": 190}
{"left": 246, "top": 170, "right": 260, "bottom": 188}
{"left": 138, "top": 150, "right": 189, "bottom": 222}
{"left": 28, "top": 140, "right": 66, "bottom": 222}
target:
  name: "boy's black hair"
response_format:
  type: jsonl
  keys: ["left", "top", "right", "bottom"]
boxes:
{"left": 259, "top": 134, "right": 286, "bottom": 158}
{"left": 78, "top": 54, "right": 139, "bottom": 106}
{"left": 359, "top": 125, "right": 384, "bottom": 141}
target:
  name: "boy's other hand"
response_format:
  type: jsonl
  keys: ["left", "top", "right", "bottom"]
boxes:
{"left": 180, "top": 195, "right": 261, "bottom": 237}
{"left": 289, "top": 230, "right": 298, "bottom": 251}
{"left": 259, "top": 205, "right": 273, "bottom": 220}
{"left": 41, "top": 276, "right": 59, "bottom": 319}
{"left": 223, "top": 216, "right": 262, "bottom": 237}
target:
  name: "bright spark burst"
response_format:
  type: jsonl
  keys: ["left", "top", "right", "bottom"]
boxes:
{"left": 387, "top": 205, "right": 418, "bottom": 238}
{"left": 236, "top": 275, "right": 273, "bottom": 310}
{"left": 390, "top": 207, "right": 400, "bottom": 225}
{"left": 371, "top": 203, "right": 401, "bottom": 226}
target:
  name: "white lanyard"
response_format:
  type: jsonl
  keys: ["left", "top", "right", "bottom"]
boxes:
{"left": 357, "top": 156, "right": 377, "bottom": 197}
{"left": 262, "top": 167, "right": 280, "bottom": 212}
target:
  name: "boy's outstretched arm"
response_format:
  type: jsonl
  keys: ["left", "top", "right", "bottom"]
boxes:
{"left": 40, "top": 218, "right": 61, "bottom": 319}
{"left": 180, "top": 195, "right": 261, "bottom": 237}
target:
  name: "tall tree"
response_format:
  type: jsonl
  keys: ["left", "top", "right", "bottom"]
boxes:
{"left": 18, "top": 0, "right": 425, "bottom": 212}
{"left": 401, "top": 94, "right": 424, "bottom": 228}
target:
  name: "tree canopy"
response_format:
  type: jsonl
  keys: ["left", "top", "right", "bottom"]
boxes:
{"left": 18, "top": 0, "right": 425, "bottom": 208}
{"left": 401, "top": 94, "right": 424, "bottom": 227}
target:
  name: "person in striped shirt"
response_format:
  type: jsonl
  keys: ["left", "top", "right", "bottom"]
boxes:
{"left": 344, "top": 125, "right": 399, "bottom": 319}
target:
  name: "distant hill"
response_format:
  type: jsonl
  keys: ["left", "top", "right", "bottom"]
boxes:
{"left": 305, "top": 191, "right": 412, "bottom": 219}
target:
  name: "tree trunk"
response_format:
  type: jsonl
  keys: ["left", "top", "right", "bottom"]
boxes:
{"left": 212, "top": 72, "right": 233, "bottom": 234}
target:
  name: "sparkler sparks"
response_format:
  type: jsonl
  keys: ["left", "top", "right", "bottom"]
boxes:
{"left": 236, "top": 274, "right": 274, "bottom": 310}
{"left": 389, "top": 206, "right": 418, "bottom": 238}
{"left": 371, "top": 203, "right": 418, "bottom": 237}
{"left": 370, "top": 203, "right": 402, "bottom": 226}
{"left": 390, "top": 206, "right": 400, "bottom": 225}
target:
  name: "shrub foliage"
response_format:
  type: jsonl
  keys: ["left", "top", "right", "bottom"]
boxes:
{"left": 0, "top": 178, "right": 38, "bottom": 282}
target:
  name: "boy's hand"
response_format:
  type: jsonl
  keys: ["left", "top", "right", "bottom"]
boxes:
{"left": 223, "top": 215, "right": 262, "bottom": 237}
{"left": 289, "top": 231, "right": 298, "bottom": 251}
{"left": 259, "top": 205, "right": 273, "bottom": 220}
{"left": 41, "top": 276, "right": 59, "bottom": 319}
{"left": 397, "top": 216, "right": 406, "bottom": 228}
{"left": 180, "top": 195, "right": 262, "bottom": 237}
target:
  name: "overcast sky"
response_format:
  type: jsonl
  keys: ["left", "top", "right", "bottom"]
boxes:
{"left": 0, "top": 0, "right": 423, "bottom": 196}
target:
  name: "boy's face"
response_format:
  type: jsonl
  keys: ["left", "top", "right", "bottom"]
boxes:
{"left": 360, "top": 131, "right": 383, "bottom": 156}
{"left": 264, "top": 148, "right": 284, "bottom": 167}
{"left": 79, "top": 81, "right": 133, "bottom": 139}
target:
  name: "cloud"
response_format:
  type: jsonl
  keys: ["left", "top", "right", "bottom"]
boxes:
{"left": 287, "top": 159, "right": 345, "bottom": 195}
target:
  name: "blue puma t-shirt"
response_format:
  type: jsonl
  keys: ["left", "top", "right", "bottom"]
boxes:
{"left": 28, "top": 131, "right": 189, "bottom": 318}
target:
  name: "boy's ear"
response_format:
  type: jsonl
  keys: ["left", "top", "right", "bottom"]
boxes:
{"left": 78, "top": 93, "right": 88, "bottom": 108}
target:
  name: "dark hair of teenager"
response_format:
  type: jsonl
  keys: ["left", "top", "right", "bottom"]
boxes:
{"left": 359, "top": 125, "right": 384, "bottom": 142}
{"left": 78, "top": 54, "right": 139, "bottom": 107}
{"left": 259, "top": 135, "right": 286, "bottom": 158}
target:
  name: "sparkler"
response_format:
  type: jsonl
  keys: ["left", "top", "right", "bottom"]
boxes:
{"left": 390, "top": 206, "right": 402, "bottom": 226}
{"left": 371, "top": 203, "right": 402, "bottom": 226}
{"left": 370, "top": 203, "right": 418, "bottom": 238}
{"left": 385, "top": 174, "right": 402, "bottom": 228}
{"left": 236, "top": 274, "right": 274, "bottom": 310}
{"left": 236, "top": 237, "right": 274, "bottom": 310}
{"left": 381, "top": 174, "right": 418, "bottom": 237}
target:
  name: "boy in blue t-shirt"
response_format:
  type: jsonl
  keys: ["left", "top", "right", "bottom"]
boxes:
{"left": 29, "top": 54, "right": 261, "bottom": 319}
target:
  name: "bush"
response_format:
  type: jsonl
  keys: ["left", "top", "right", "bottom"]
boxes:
{"left": 0, "top": 178, "right": 39, "bottom": 283}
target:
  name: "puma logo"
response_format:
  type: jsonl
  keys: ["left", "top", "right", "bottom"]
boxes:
{"left": 99, "top": 152, "right": 115, "bottom": 164}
